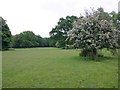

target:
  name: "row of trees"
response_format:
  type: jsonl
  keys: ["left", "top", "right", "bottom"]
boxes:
{"left": 12, "top": 31, "right": 54, "bottom": 48}
{"left": 0, "top": 17, "right": 54, "bottom": 50}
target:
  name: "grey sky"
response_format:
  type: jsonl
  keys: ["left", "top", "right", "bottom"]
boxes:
{"left": 0, "top": 0, "right": 119, "bottom": 37}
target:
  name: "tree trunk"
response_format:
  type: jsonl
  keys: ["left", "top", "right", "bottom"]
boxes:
{"left": 80, "top": 48, "right": 98, "bottom": 60}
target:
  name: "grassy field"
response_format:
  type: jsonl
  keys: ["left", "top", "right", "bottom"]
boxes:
{"left": 0, "top": 51, "right": 2, "bottom": 89}
{"left": 2, "top": 48, "right": 118, "bottom": 88}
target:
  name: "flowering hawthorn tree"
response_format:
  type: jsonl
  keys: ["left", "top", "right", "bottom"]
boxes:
{"left": 66, "top": 9, "right": 119, "bottom": 59}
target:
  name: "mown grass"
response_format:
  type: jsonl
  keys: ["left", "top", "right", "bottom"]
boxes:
{"left": 0, "top": 51, "right": 2, "bottom": 89}
{"left": 2, "top": 48, "right": 118, "bottom": 88}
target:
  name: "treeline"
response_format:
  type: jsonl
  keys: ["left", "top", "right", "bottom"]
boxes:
{"left": 11, "top": 31, "right": 55, "bottom": 48}
{"left": 0, "top": 7, "right": 120, "bottom": 51}
{"left": 0, "top": 17, "right": 55, "bottom": 50}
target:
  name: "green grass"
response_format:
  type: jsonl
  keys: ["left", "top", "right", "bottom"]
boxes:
{"left": 2, "top": 48, "right": 118, "bottom": 88}
{"left": 0, "top": 51, "right": 2, "bottom": 89}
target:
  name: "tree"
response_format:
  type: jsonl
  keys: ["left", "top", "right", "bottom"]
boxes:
{"left": 36, "top": 35, "right": 43, "bottom": 47}
{"left": 67, "top": 8, "right": 119, "bottom": 59}
{"left": 12, "top": 31, "right": 39, "bottom": 48}
{"left": 118, "top": 12, "right": 120, "bottom": 45}
{"left": 41, "top": 38, "right": 50, "bottom": 47}
{"left": 110, "top": 11, "right": 120, "bottom": 45}
{"left": 49, "top": 16, "right": 78, "bottom": 48}
{"left": 110, "top": 11, "right": 119, "bottom": 28}
{"left": 0, "top": 17, "right": 12, "bottom": 50}
{"left": 97, "top": 7, "right": 111, "bottom": 21}
{"left": 41, "top": 38, "right": 55, "bottom": 47}
{"left": 12, "top": 31, "right": 52, "bottom": 48}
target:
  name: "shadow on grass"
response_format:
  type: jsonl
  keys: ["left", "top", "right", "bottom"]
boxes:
{"left": 71, "top": 55, "right": 117, "bottom": 62}
{"left": 98, "top": 56, "right": 116, "bottom": 60}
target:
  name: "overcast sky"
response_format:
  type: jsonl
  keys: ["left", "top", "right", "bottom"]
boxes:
{"left": 0, "top": 0, "right": 119, "bottom": 37}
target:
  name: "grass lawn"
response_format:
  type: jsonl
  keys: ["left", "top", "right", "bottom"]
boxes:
{"left": 2, "top": 48, "right": 118, "bottom": 88}
{"left": 0, "top": 51, "right": 2, "bottom": 89}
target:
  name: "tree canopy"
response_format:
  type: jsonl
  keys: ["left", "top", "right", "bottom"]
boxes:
{"left": 110, "top": 12, "right": 120, "bottom": 45}
{"left": 12, "top": 31, "right": 54, "bottom": 48}
{"left": 49, "top": 16, "right": 78, "bottom": 48}
{"left": 0, "top": 17, "right": 12, "bottom": 50}
{"left": 66, "top": 8, "right": 119, "bottom": 59}
{"left": 12, "top": 31, "right": 39, "bottom": 48}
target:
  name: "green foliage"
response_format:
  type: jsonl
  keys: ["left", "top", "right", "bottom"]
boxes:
{"left": 41, "top": 38, "right": 50, "bottom": 47}
{"left": 12, "top": 31, "right": 54, "bottom": 48}
{"left": 0, "top": 17, "right": 12, "bottom": 50}
{"left": 50, "top": 16, "right": 78, "bottom": 48}
{"left": 110, "top": 12, "right": 120, "bottom": 45}
{"left": 3, "top": 48, "right": 118, "bottom": 88}
{"left": 97, "top": 8, "right": 111, "bottom": 21}
{"left": 12, "top": 31, "right": 39, "bottom": 48}
{"left": 67, "top": 8, "right": 119, "bottom": 59}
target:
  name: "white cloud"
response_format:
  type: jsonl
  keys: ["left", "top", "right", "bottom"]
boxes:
{"left": 0, "top": 0, "right": 119, "bottom": 37}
